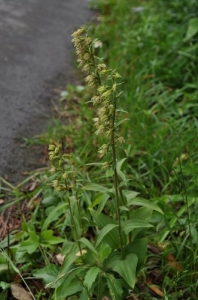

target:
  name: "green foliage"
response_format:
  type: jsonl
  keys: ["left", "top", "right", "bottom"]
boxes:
{"left": 0, "top": 0, "right": 197, "bottom": 298}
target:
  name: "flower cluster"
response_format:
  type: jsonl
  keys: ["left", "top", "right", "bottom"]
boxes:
{"left": 48, "top": 144, "right": 76, "bottom": 191}
{"left": 72, "top": 27, "right": 124, "bottom": 164}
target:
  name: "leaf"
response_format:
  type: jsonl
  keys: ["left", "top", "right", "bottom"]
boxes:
{"left": 167, "top": 254, "right": 183, "bottom": 272}
{"left": 127, "top": 197, "right": 163, "bottom": 214}
{"left": 0, "top": 289, "right": 8, "bottom": 300}
{"left": 10, "top": 284, "right": 32, "bottom": 300}
{"left": 146, "top": 279, "right": 164, "bottom": 297}
{"left": 79, "top": 237, "right": 98, "bottom": 256}
{"left": 184, "top": 18, "right": 198, "bottom": 42}
{"left": 89, "top": 193, "right": 110, "bottom": 213}
{"left": 33, "top": 264, "right": 59, "bottom": 284}
{"left": 0, "top": 264, "right": 9, "bottom": 274}
{"left": 122, "top": 219, "right": 153, "bottom": 234}
{"left": 125, "top": 238, "right": 147, "bottom": 271}
{"left": 40, "top": 230, "right": 65, "bottom": 245}
{"left": 58, "top": 243, "right": 79, "bottom": 278}
{"left": 112, "top": 254, "right": 138, "bottom": 288}
{"left": 96, "top": 224, "right": 118, "bottom": 247}
{"left": 91, "top": 211, "right": 120, "bottom": 248}
{"left": 20, "top": 231, "right": 39, "bottom": 254}
{"left": 83, "top": 183, "right": 109, "bottom": 193}
{"left": 84, "top": 266, "right": 100, "bottom": 290}
{"left": 42, "top": 202, "right": 68, "bottom": 230}
{"left": 122, "top": 190, "right": 139, "bottom": 201}
{"left": 0, "top": 281, "right": 10, "bottom": 290}
{"left": 55, "top": 269, "right": 84, "bottom": 299}
{"left": 106, "top": 274, "right": 123, "bottom": 300}
{"left": 55, "top": 278, "right": 83, "bottom": 299}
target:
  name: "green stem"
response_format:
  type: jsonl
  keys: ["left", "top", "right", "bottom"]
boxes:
{"left": 111, "top": 94, "right": 124, "bottom": 259}
{"left": 64, "top": 176, "right": 83, "bottom": 257}
{"left": 120, "top": 188, "right": 132, "bottom": 243}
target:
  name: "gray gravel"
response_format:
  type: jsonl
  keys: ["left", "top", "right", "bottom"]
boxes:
{"left": 0, "top": 0, "right": 93, "bottom": 182}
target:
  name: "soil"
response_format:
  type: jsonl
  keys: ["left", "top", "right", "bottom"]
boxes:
{"left": 0, "top": 0, "right": 93, "bottom": 183}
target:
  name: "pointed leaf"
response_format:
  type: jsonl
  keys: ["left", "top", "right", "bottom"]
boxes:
{"left": 107, "top": 274, "right": 123, "bottom": 300}
{"left": 112, "top": 254, "right": 138, "bottom": 288}
{"left": 79, "top": 237, "right": 98, "bottom": 256}
{"left": 127, "top": 198, "right": 163, "bottom": 214}
{"left": 40, "top": 230, "right": 65, "bottom": 245}
{"left": 84, "top": 266, "right": 100, "bottom": 290}
{"left": 125, "top": 238, "right": 147, "bottom": 271}
{"left": 33, "top": 264, "right": 59, "bottom": 284}
{"left": 184, "top": 18, "right": 198, "bottom": 41}
{"left": 20, "top": 231, "right": 39, "bottom": 254}
{"left": 122, "top": 219, "right": 153, "bottom": 234}
{"left": 42, "top": 202, "right": 68, "bottom": 230}
{"left": 55, "top": 278, "right": 83, "bottom": 299}
{"left": 96, "top": 224, "right": 118, "bottom": 247}
{"left": 91, "top": 211, "right": 120, "bottom": 248}
{"left": 83, "top": 183, "right": 108, "bottom": 193}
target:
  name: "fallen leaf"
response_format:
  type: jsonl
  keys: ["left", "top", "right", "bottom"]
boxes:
{"left": 167, "top": 254, "right": 183, "bottom": 272}
{"left": 56, "top": 253, "right": 65, "bottom": 265}
{"left": 11, "top": 283, "right": 32, "bottom": 300}
{"left": 0, "top": 199, "right": 5, "bottom": 205}
{"left": 76, "top": 249, "right": 87, "bottom": 256}
{"left": 147, "top": 279, "right": 164, "bottom": 297}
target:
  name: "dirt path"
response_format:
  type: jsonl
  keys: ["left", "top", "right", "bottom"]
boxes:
{"left": 0, "top": 0, "right": 93, "bottom": 182}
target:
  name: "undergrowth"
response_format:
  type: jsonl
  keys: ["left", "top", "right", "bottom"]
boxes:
{"left": 0, "top": 0, "right": 198, "bottom": 299}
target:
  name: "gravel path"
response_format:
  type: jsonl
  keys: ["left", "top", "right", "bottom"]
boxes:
{"left": 0, "top": 0, "right": 93, "bottom": 182}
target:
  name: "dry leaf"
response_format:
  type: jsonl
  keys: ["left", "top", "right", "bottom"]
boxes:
{"left": 0, "top": 199, "right": 5, "bottom": 204}
{"left": 11, "top": 283, "right": 32, "bottom": 300}
{"left": 76, "top": 249, "right": 87, "bottom": 256}
{"left": 56, "top": 253, "right": 65, "bottom": 265}
{"left": 167, "top": 254, "right": 183, "bottom": 272}
{"left": 147, "top": 279, "right": 164, "bottom": 297}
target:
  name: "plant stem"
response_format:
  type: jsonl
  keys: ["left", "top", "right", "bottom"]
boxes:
{"left": 111, "top": 94, "right": 124, "bottom": 259}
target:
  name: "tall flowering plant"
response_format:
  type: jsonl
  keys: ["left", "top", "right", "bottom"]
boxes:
{"left": 48, "top": 27, "right": 163, "bottom": 300}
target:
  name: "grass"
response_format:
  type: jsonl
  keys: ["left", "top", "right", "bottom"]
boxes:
{"left": 0, "top": 0, "right": 198, "bottom": 299}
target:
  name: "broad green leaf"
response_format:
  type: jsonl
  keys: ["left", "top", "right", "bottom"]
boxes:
{"left": 91, "top": 211, "right": 120, "bottom": 248}
{"left": 0, "top": 289, "right": 8, "bottom": 300}
{"left": 83, "top": 183, "right": 108, "bottom": 193}
{"left": 79, "top": 290, "right": 89, "bottom": 300}
{"left": 122, "top": 190, "right": 139, "bottom": 201}
{"left": 96, "top": 224, "right": 118, "bottom": 247}
{"left": 54, "top": 266, "right": 85, "bottom": 298}
{"left": 89, "top": 193, "right": 110, "bottom": 213}
{"left": 84, "top": 266, "right": 100, "bottom": 290}
{"left": 0, "top": 281, "right": 10, "bottom": 290}
{"left": 40, "top": 230, "right": 65, "bottom": 245}
{"left": 0, "top": 264, "right": 9, "bottom": 274}
{"left": 55, "top": 278, "right": 83, "bottom": 299}
{"left": 42, "top": 196, "right": 60, "bottom": 206}
{"left": 119, "top": 206, "right": 129, "bottom": 211}
{"left": 105, "top": 251, "right": 121, "bottom": 269}
{"left": 130, "top": 207, "right": 152, "bottom": 222}
{"left": 57, "top": 243, "right": 79, "bottom": 280}
{"left": 33, "top": 264, "right": 59, "bottom": 284}
{"left": 184, "top": 18, "right": 198, "bottom": 42}
{"left": 106, "top": 274, "right": 123, "bottom": 300}
{"left": 42, "top": 202, "right": 68, "bottom": 230}
{"left": 116, "top": 158, "right": 127, "bottom": 172}
{"left": 79, "top": 237, "right": 98, "bottom": 256}
{"left": 20, "top": 231, "right": 39, "bottom": 254}
{"left": 127, "top": 198, "right": 163, "bottom": 214}
{"left": 122, "top": 219, "right": 153, "bottom": 234}
{"left": 125, "top": 238, "right": 147, "bottom": 272}
{"left": 112, "top": 254, "right": 138, "bottom": 288}
{"left": 99, "top": 242, "right": 112, "bottom": 261}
